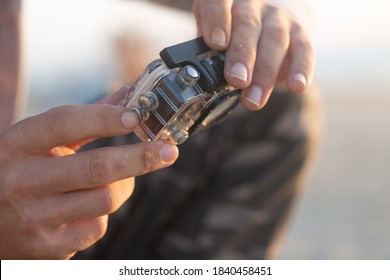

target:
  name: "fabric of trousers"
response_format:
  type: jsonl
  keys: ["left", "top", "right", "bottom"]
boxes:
{"left": 74, "top": 88, "right": 322, "bottom": 260}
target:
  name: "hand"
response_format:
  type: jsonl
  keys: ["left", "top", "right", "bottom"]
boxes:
{"left": 0, "top": 89, "right": 179, "bottom": 259}
{"left": 192, "top": 0, "right": 314, "bottom": 110}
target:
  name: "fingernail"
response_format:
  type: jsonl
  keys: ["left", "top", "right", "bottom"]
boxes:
{"left": 228, "top": 63, "right": 248, "bottom": 82}
{"left": 243, "top": 86, "right": 263, "bottom": 107}
{"left": 293, "top": 73, "right": 307, "bottom": 87}
{"left": 160, "top": 143, "right": 179, "bottom": 163}
{"left": 210, "top": 27, "right": 226, "bottom": 47}
{"left": 121, "top": 111, "right": 138, "bottom": 129}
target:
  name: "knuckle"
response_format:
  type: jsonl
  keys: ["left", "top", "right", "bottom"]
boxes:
{"left": 2, "top": 171, "right": 30, "bottom": 211}
{"left": 20, "top": 205, "right": 52, "bottom": 235}
{"left": 267, "top": 5, "right": 289, "bottom": 22}
{"left": 1, "top": 171, "right": 63, "bottom": 258}
{"left": 0, "top": 120, "right": 28, "bottom": 153}
{"left": 264, "top": 10, "right": 290, "bottom": 46}
{"left": 266, "top": 22, "right": 289, "bottom": 46}
{"left": 92, "top": 216, "right": 108, "bottom": 241}
{"left": 232, "top": 4, "right": 261, "bottom": 30}
{"left": 40, "top": 234, "right": 63, "bottom": 259}
{"left": 86, "top": 156, "right": 111, "bottom": 184}
{"left": 100, "top": 187, "right": 117, "bottom": 214}
{"left": 20, "top": 217, "right": 61, "bottom": 259}
{"left": 20, "top": 214, "right": 38, "bottom": 235}
{"left": 3, "top": 179, "right": 41, "bottom": 232}
{"left": 73, "top": 234, "right": 96, "bottom": 252}
{"left": 140, "top": 149, "right": 153, "bottom": 174}
{"left": 291, "top": 31, "right": 312, "bottom": 51}
{"left": 72, "top": 217, "right": 108, "bottom": 251}
{"left": 2, "top": 168, "right": 52, "bottom": 226}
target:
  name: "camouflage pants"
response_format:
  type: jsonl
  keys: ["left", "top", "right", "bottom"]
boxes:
{"left": 74, "top": 87, "right": 322, "bottom": 259}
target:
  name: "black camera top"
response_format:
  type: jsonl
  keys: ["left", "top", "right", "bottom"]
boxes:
{"left": 160, "top": 37, "right": 227, "bottom": 92}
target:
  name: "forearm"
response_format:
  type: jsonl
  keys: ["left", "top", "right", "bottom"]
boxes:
{"left": 0, "top": 0, "right": 21, "bottom": 132}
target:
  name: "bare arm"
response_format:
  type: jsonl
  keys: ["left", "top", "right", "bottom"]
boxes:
{"left": 0, "top": 0, "right": 21, "bottom": 132}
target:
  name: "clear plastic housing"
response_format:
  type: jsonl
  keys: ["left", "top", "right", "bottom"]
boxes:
{"left": 119, "top": 59, "right": 238, "bottom": 144}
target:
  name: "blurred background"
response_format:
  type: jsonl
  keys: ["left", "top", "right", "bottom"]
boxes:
{"left": 21, "top": 0, "right": 390, "bottom": 259}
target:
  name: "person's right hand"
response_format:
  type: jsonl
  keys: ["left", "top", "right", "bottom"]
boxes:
{"left": 0, "top": 100, "right": 178, "bottom": 259}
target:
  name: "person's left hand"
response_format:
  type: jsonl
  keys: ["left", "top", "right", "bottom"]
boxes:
{"left": 192, "top": 0, "right": 314, "bottom": 111}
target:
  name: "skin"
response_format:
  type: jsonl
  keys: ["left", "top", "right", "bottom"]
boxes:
{"left": 0, "top": 0, "right": 314, "bottom": 259}
{"left": 0, "top": 1, "right": 178, "bottom": 260}
{"left": 0, "top": 2, "right": 20, "bottom": 133}
{"left": 192, "top": 0, "right": 314, "bottom": 110}
{"left": 0, "top": 88, "right": 179, "bottom": 259}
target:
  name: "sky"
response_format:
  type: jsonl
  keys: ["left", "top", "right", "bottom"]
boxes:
{"left": 308, "top": 0, "right": 390, "bottom": 95}
{"left": 311, "top": 0, "right": 390, "bottom": 50}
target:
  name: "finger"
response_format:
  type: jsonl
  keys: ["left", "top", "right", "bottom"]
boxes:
{"left": 286, "top": 24, "right": 315, "bottom": 93}
{"left": 60, "top": 215, "right": 108, "bottom": 255}
{"left": 96, "top": 86, "right": 129, "bottom": 105}
{"left": 29, "top": 140, "right": 178, "bottom": 194}
{"left": 192, "top": 0, "right": 202, "bottom": 36}
{"left": 52, "top": 178, "right": 134, "bottom": 224}
{"left": 46, "top": 86, "right": 131, "bottom": 155}
{"left": 8, "top": 104, "right": 139, "bottom": 154}
{"left": 225, "top": 0, "right": 263, "bottom": 88}
{"left": 195, "top": 0, "right": 233, "bottom": 50}
{"left": 240, "top": 7, "right": 291, "bottom": 110}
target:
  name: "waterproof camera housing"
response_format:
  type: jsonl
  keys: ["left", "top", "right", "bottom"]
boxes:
{"left": 119, "top": 37, "right": 240, "bottom": 144}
